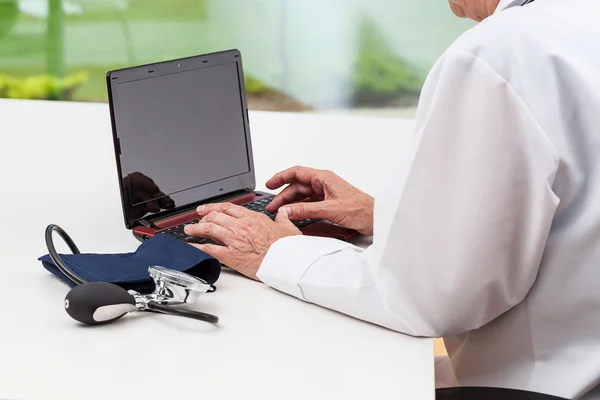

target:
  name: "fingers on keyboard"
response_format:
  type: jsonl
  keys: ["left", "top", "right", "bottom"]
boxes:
{"left": 157, "top": 195, "right": 319, "bottom": 242}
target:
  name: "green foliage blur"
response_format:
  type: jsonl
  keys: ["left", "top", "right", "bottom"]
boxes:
{"left": 0, "top": 69, "right": 267, "bottom": 101}
{"left": 244, "top": 76, "right": 270, "bottom": 94}
{"left": 0, "top": 72, "right": 88, "bottom": 100}
{"left": 67, "top": 0, "right": 208, "bottom": 22}
{"left": 0, "top": 1, "right": 428, "bottom": 109}
{"left": 352, "top": 18, "right": 424, "bottom": 107}
{"left": 0, "top": 0, "right": 18, "bottom": 38}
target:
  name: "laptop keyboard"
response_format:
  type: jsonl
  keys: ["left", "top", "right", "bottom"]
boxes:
{"left": 157, "top": 196, "right": 320, "bottom": 244}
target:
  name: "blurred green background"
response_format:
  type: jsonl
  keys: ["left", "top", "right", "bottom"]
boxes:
{"left": 0, "top": 0, "right": 473, "bottom": 115}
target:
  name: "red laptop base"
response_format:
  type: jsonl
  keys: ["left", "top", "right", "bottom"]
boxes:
{"left": 132, "top": 191, "right": 359, "bottom": 243}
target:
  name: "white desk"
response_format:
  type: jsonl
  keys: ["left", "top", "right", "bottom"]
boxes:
{"left": 0, "top": 99, "right": 432, "bottom": 400}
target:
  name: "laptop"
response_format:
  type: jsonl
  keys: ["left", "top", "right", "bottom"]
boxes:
{"left": 106, "top": 49, "right": 358, "bottom": 244}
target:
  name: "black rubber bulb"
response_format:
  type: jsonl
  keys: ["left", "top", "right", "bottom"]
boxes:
{"left": 64, "top": 282, "right": 137, "bottom": 325}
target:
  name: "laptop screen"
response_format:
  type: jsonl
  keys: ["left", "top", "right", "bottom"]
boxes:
{"left": 108, "top": 51, "right": 255, "bottom": 227}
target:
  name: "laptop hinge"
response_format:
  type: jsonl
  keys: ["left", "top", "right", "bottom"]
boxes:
{"left": 139, "top": 219, "right": 160, "bottom": 229}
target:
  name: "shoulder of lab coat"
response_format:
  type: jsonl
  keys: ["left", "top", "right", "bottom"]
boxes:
{"left": 257, "top": 30, "right": 561, "bottom": 338}
{"left": 451, "top": 1, "right": 565, "bottom": 89}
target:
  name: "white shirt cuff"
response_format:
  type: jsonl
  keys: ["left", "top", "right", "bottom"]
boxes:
{"left": 257, "top": 235, "right": 361, "bottom": 300}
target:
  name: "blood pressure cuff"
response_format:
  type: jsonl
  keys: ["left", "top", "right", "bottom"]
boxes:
{"left": 38, "top": 234, "right": 221, "bottom": 294}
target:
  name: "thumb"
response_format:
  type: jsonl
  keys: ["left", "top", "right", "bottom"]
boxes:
{"left": 275, "top": 206, "right": 292, "bottom": 223}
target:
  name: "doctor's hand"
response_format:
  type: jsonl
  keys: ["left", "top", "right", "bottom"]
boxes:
{"left": 265, "top": 166, "right": 375, "bottom": 235}
{"left": 184, "top": 203, "right": 302, "bottom": 280}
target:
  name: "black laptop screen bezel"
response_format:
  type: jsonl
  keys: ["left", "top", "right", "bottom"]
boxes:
{"left": 106, "top": 49, "right": 256, "bottom": 230}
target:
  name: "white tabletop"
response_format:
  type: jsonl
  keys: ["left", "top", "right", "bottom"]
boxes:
{"left": 0, "top": 99, "right": 433, "bottom": 400}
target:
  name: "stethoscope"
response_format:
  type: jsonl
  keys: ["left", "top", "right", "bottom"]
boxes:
{"left": 45, "top": 224, "right": 219, "bottom": 326}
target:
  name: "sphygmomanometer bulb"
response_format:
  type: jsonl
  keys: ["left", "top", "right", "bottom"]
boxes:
{"left": 64, "top": 282, "right": 137, "bottom": 325}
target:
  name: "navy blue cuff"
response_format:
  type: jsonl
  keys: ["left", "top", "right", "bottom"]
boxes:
{"left": 39, "top": 234, "right": 221, "bottom": 293}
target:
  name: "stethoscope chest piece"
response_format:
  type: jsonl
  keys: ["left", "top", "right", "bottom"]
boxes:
{"left": 148, "top": 265, "right": 212, "bottom": 305}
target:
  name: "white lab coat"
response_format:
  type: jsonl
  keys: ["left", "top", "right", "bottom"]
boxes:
{"left": 257, "top": 0, "right": 600, "bottom": 398}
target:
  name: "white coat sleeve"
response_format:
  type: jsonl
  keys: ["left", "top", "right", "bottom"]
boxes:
{"left": 256, "top": 48, "right": 560, "bottom": 338}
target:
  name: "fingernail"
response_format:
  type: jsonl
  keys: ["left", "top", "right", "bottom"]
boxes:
{"left": 184, "top": 225, "right": 191, "bottom": 233}
{"left": 197, "top": 205, "right": 205, "bottom": 213}
{"left": 280, "top": 206, "right": 291, "bottom": 216}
